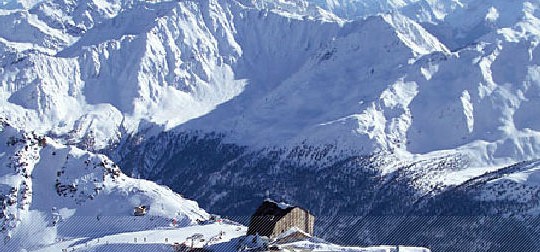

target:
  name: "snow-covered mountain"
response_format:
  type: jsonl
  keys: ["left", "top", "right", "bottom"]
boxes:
{"left": 0, "top": 118, "right": 431, "bottom": 252}
{"left": 1, "top": 0, "right": 539, "bottom": 166}
{"left": 0, "top": 118, "right": 212, "bottom": 250}
{"left": 2, "top": 0, "right": 540, "bottom": 251}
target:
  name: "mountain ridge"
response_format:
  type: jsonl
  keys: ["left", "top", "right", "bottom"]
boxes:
{"left": 2, "top": 0, "right": 540, "bottom": 250}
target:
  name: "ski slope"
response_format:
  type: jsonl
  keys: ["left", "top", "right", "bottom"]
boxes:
{"left": 0, "top": 118, "right": 209, "bottom": 251}
{"left": 34, "top": 223, "right": 247, "bottom": 252}
{"left": 0, "top": 118, "right": 435, "bottom": 251}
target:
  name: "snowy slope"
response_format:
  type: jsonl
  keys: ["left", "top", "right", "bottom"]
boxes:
{"left": 1, "top": 0, "right": 540, "bottom": 250}
{"left": 1, "top": 0, "right": 539, "bottom": 169}
{"left": 0, "top": 118, "right": 209, "bottom": 251}
{"left": 0, "top": 0, "right": 251, "bottom": 150}
{"left": 277, "top": 242, "right": 429, "bottom": 252}
{"left": 0, "top": 117, "right": 436, "bottom": 251}
{"left": 34, "top": 223, "right": 247, "bottom": 252}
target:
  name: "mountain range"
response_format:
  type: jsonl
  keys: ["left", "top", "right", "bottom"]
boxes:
{"left": 2, "top": 0, "right": 540, "bottom": 251}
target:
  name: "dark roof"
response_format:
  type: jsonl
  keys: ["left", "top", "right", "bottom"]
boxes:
{"left": 252, "top": 200, "right": 305, "bottom": 218}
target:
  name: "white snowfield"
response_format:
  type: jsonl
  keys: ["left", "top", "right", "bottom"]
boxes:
{"left": 0, "top": 0, "right": 539, "bottom": 249}
{"left": 279, "top": 242, "right": 430, "bottom": 252}
{"left": 0, "top": 0, "right": 539, "bottom": 173}
{"left": 0, "top": 121, "right": 210, "bottom": 250}
{"left": 0, "top": 121, "right": 432, "bottom": 252}
{"left": 242, "top": 229, "right": 430, "bottom": 252}
{"left": 34, "top": 223, "right": 247, "bottom": 252}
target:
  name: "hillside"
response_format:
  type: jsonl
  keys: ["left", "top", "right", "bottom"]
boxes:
{"left": 0, "top": 0, "right": 538, "bottom": 165}
{"left": 1, "top": 0, "right": 540, "bottom": 251}
{"left": 0, "top": 118, "right": 210, "bottom": 250}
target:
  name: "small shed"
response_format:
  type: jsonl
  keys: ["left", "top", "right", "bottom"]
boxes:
{"left": 133, "top": 205, "right": 147, "bottom": 216}
{"left": 247, "top": 200, "right": 314, "bottom": 239}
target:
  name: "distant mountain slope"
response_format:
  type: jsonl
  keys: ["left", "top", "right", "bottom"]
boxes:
{"left": 115, "top": 130, "right": 540, "bottom": 251}
{"left": 0, "top": 0, "right": 539, "bottom": 167}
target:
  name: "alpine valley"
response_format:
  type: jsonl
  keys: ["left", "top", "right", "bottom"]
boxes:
{"left": 1, "top": 0, "right": 540, "bottom": 251}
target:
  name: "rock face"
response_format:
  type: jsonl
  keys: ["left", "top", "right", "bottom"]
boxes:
{"left": 2, "top": 0, "right": 540, "bottom": 251}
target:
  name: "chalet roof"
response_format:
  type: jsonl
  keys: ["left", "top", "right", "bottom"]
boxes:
{"left": 252, "top": 199, "right": 307, "bottom": 217}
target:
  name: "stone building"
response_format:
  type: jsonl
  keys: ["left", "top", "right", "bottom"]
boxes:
{"left": 247, "top": 200, "right": 314, "bottom": 238}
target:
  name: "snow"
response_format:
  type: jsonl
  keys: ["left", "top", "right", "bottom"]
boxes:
{"left": 0, "top": 120, "right": 433, "bottom": 251}
{"left": 0, "top": 122, "right": 210, "bottom": 251}
{"left": 460, "top": 90, "right": 473, "bottom": 133}
{"left": 241, "top": 232, "right": 430, "bottom": 251}
{"left": 381, "top": 13, "right": 450, "bottom": 57}
{"left": 0, "top": 0, "right": 539, "bottom": 248}
{"left": 0, "top": 0, "right": 43, "bottom": 10}
{"left": 264, "top": 198, "right": 293, "bottom": 209}
{"left": 277, "top": 201, "right": 292, "bottom": 209}
{"left": 486, "top": 7, "right": 499, "bottom": 22}
{"left": 495, "top": 161, "right": 540, "bottom": 187}
{"left": 1, "top": 0, "right": 540, "bottom": 171}
{"left": 276, "top": 240, "right": 430, "bottom": 252}
{"left": 274, "top": 226, "right": 310, "bottom": 240}
{"left": 33, "top": 223, "right": 247, "bottom": 252}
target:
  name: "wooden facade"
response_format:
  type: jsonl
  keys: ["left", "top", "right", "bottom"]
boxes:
{"left": 247, "top": 200, "right": 315, "bottom": 238}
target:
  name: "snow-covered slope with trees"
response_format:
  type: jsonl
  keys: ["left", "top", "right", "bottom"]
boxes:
{"left": 2, "top": 0, "right": 540, "bottom": 251}
{"left": 0, "top": 118, "right": 210, "bottom": 250}
{"left": 0, "top": 118, "right": 433, "bottom": 251}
